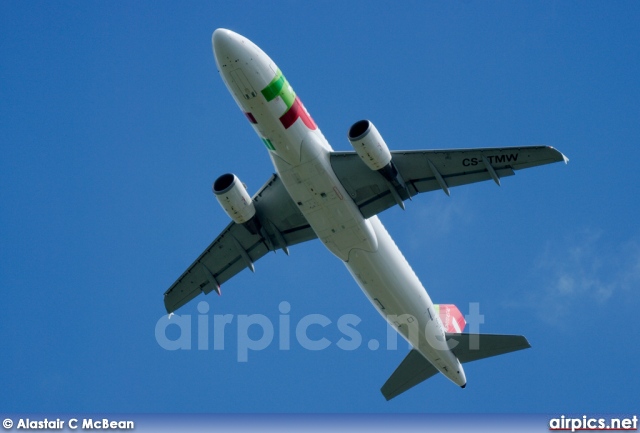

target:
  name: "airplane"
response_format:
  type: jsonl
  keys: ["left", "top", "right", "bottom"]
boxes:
{"left": 163, "top": 28, "right": 568, "bottom": 400}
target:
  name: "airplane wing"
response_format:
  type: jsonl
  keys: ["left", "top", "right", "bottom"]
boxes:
{"left": 163, "top": 174, "right": 316, "bottom": 313}
{"left": 330, "top": 146, "right": 568, "bottom": 219}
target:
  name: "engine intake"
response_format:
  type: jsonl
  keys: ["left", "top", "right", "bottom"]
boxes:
{"left": 348, "top": 120, "right": 392, "bottom": 171}
{"left": 213, "top": 173, "right": 256, "bottom": 224}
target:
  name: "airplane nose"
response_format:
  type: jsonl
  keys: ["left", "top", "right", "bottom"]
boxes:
{"left": 457, "top": 363, "right": 467, "bottom": 387}
{"left": 212, "top": 28, "right": 240, "bottom": 57}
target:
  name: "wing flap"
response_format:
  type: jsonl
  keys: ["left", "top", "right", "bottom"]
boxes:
{"left": 163, "top": 223, "right": 270, "bottom": 313}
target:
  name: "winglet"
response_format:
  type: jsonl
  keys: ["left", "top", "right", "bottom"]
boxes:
{"left": 549, "top": 146, "right": 569, "bottom": 164}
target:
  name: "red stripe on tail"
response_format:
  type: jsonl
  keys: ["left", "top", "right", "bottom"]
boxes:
{"left": 436, "top": 304, "right": 466, "bottom": 333}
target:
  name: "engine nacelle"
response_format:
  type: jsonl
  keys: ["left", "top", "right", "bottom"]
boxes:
{"left": 348, "top": 119, "right": 411, "bottom": 210}
{"left": 347, "top": 120, "right": 392, "bottom": 171}
{"left": 212, "top": 173, "right": 256, "bottom": 224}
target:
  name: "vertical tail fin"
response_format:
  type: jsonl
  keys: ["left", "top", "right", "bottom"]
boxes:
{"left": 433, "top": 304, "right": 466, "bottom": 333}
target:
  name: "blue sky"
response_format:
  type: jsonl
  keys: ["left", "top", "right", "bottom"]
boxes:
{"left": 1, "top": 1, "right": 639, "bottom": 413}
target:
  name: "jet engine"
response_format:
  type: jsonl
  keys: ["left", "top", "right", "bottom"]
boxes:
{"left": 347, "top": 119, "right": 410, "bottom": 209}
{"left": 212, "top": 173, "right": 256, "bottom": 224}
{"left": 347, "top": 120, "right": 392, "bottom": 171}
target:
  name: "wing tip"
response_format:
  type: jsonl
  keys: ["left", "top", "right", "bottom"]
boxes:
{"left": 547, "top": 145, "right": 569, "bottom": 164}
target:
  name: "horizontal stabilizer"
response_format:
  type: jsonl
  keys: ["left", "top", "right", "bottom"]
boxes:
{"left": 381, "top": 349, "right": 438, "bottom": 401}
{"left": 380, "top": 333, "right": 530, "bottom": 400}
{"left": 446, "top": 333, "right": 531, "bottom": 363}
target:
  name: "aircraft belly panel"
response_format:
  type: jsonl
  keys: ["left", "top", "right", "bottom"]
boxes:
{"left": 273, "top": 147, "right": 378, "bottom": 260}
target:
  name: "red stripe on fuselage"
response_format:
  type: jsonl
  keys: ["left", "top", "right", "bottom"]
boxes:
{"left": 279, "top": 97, "right": 317, "bottom": 130}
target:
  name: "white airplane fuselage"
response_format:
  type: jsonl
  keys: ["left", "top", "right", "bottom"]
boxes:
{"left": 212, "top": 29, "right": 466, "bottom": 387}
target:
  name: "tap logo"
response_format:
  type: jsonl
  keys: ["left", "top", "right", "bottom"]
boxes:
{"left": 261, "top": 69, "right": 317, "bottom": 130}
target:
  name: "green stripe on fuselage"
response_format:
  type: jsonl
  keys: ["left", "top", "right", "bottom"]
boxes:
{"left": 261, "top": 70, "right": 284, "bottom": 101}
{"left": 261, "top": 69, "right": 295, "bottom": 108}
{"left": 262, "top": 138, "right": 275, "bottom": 151}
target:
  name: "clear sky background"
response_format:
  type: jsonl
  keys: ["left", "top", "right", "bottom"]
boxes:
{"left": 1, "top": 1, "right": 639, "bottom": 413}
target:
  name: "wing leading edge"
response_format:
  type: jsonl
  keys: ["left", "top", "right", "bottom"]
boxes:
{"left": 331, "top": 146, "right": 568, "bottom": 219}
{"left": 163, "top": 174, "right": 316, "bottom": 313}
